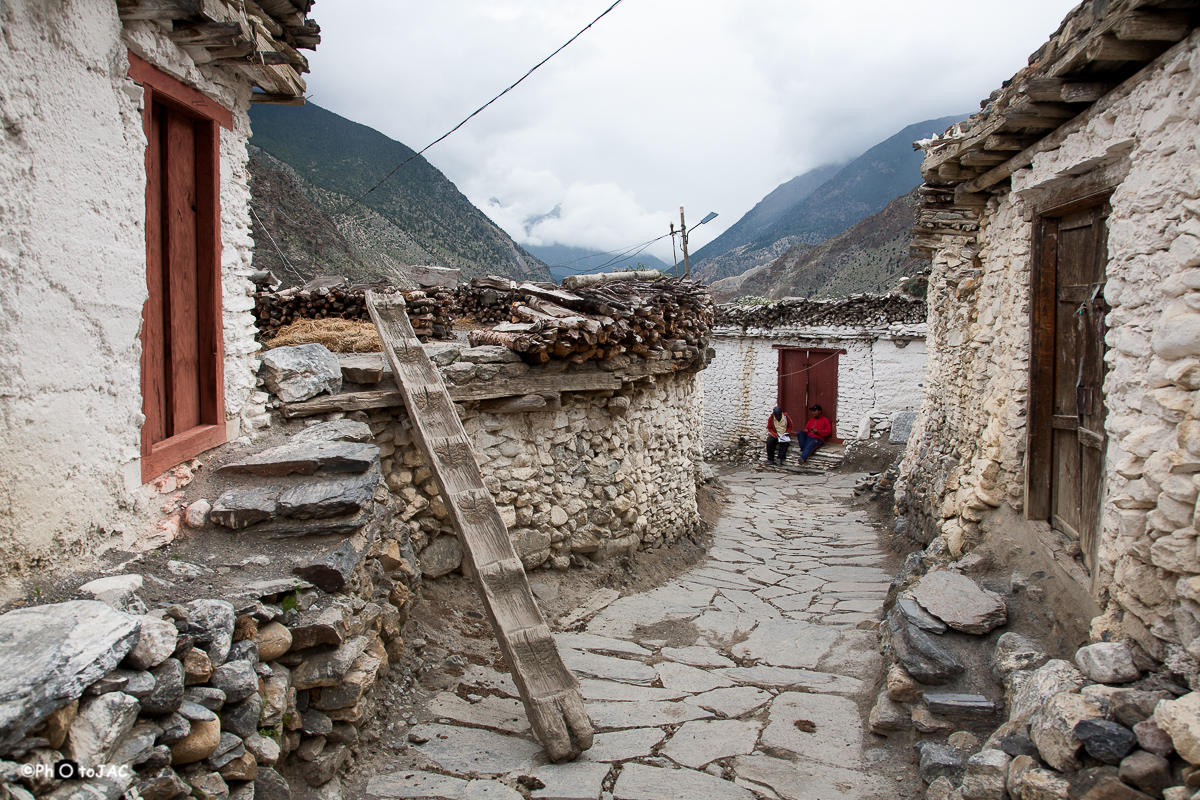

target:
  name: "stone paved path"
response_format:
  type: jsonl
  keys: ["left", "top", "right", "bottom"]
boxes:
{"left": 364, "top": 470, "right": 913, "bottom": 800}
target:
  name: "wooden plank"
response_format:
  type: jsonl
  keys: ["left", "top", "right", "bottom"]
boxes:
{"left": 142, "top": 100, "right": 168, "bottom": 455}
{"left": 959, "top": 150, "right": 1010, "bottom": 167}
{"left": 962, "top": 35, "right": 1195, "bottom": 194}
{"left": 166, "top": 108, "right": 202, "bottom": 434}
{"left": 365, "top": 291, "right": 593, "bottom": 762}
{"left": 1114, "top": 10, "right": 1190, "bottom": 41}
{"left": 1025, "top": 216, "right": 1058, "bottom": 521}
{"left": 127, "top": 53, "right": 234, "bottom": 129}
{"left": 1087, "top": 34, "right": 1167, "bottom": 62}
{"left": 1051, "top": 415, "right": 1079, "bottom": 430}
{"left": 196, "top": 116, "right": 224, "bottom": 429}
{"left": 1022, "top": 79, "right": 1112, "bottom": 104}
{"left": 249, "top": 92, "right": 307, "bottom": 105}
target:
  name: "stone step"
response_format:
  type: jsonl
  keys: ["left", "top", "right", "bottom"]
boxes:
{"left": 210, "top": 465, "right": 381, "bottom": 531}
{"left": 219, "top": 440, "right": 379, "bottom": 477}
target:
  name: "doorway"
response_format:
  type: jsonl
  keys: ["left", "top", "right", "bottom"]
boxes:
{"left": 775, "top": 347, "right": 843, "bottom": 443}
{"left": 1028, "top": 198, "right": 1110, "bottom": 574}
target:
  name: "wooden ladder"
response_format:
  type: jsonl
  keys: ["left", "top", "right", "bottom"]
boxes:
{"left": 366, "top": 291, "right": 593, "bottom": 762}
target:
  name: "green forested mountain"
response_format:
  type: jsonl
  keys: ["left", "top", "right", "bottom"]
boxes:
{"left": 694, "top": 114, "right": 966, "bottom": 289}
{"left": 248, "top": 102, "right": 549, "bottom": 286}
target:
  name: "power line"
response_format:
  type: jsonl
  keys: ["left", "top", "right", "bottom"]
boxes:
{"left": 338, "top": 0, "right": 627, "bottom": 216}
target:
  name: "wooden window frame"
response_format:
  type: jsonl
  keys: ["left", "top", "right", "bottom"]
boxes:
{"left": 1025, "top": 181, "right": 1117, "bottom": 522}
{"left": 130, "top": 53, "right": 232, "bottom": 483}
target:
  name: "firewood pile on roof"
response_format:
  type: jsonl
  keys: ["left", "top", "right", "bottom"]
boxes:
{"left": 253, "top": 276, "right": 456, "bottom": 341}
{"left": 715, "top": 294, "right": 927, "bottom": 330}
{"left": 118, "top": 0, "right": 320, "bottom": 101}
{"left": 911, "top": 0, "right": 1200, "bottom": 256}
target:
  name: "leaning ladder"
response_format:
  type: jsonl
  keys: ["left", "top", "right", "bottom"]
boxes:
{"left": 365, "top": 291, "right": 593, "bottom": 762}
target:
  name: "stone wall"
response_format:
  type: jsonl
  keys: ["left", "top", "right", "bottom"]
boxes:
{"left": 369, "top": 369, "right": 706, "bottom": 577}
{"left": 897, "top": 32, "right": 1200, "bottom": 680}
{"left": 0, "top": 1, "right": 265, "bottom": 591}
{"left": 703, "top": 316, "right": 926, "bottom": 461}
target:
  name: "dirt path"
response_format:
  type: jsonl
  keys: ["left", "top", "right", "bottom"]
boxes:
{"left": 343, "top": 468, "right": 920, "bottom": 800}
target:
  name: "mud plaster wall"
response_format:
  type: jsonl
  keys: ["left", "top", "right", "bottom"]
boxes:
{"left": 702, "top": 326, "right": 926, "bottom": 458}
{"left": 897, "top": 32, "right": 1200, "bottom": 680}
{"left": 363, "top": 371, "right": 706, "bottom": 575}
{"left": 0, "top": 1, "right": 263, "bottom": 586}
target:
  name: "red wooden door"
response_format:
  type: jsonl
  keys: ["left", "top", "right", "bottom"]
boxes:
{"left": 776, "top": 348, "right": 841, "bottom": 442}
{"left": 132, "top": 55, "right": 230, "bottom": 482}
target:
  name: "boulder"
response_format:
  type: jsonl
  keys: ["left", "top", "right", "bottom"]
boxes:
{"left": 171, "top": 718, "right": 222, "bottom": 765}
{"left": 78, "top": 575, "right": 146, "bottom": 614}
{"left": 298, "top": 743, "right": 347, "bottom": 787}
{"left": 1009, "top": 660, "right": 1086, "bottom": 723}
{"left": 125, "top": 617, "right": 179, "bottom": 670}
{"left": 960, "top": 749, "right": 1009, "bottom": 800}
{"left": 0, "top": 601, "right": 141, "bottom": 751}
{"left": 887, "top": 664, "right": 922, "bottom": 703}
{"left": 419, "top": 535, "right": 463, "bottom": 579}
{"left": 183, "top": 648, "right": 213, "bottom": 685}
{"left": 260, "top": 344, "right": 342, "bottom": 403}
{"left": 917, "top": 742, "right": 963, "bottom": 784}
{"left": 992, "top": 632, "right": 1048, "bottom": 682}
{"left": 220, "top": 695, "right": 263, "bottom": 741}
{"left": 1030, "top": 692, "right": 1104, "bottom": 772}
{"left": 135, "top": 767, "right": 191, "bottom": 800}
{"left": 141, "top": 659, "right": 185, "bottom": 715}
{"left": 1076, "top": 642, "right": 1141, "bottom": 684}
{"left": 911, "top": 569, "right": 1007, "bottom": 635}
{"left": 189, "top": 771, "right": 229, "bottom": 800}
{"left": 898, "top": 596, "right": 948, "bottom": 634}
{"left": 254, "top": 768, "right": 291, "bottom": 800}
{"left": 1019, "top": 768, "right": 1071, "bottom": 799}
{"left": 1074, "top": 719, "right": 1138, "bottom": 764}
{"left": 184, "top": 500, "right": 212, "bottom": 529}
{"left": 64, "top": 692, "right": 140, "bottom": 769}
{"left": 186, "top": 601, "right": 236, "bottom": 667}
{"left": 158, "top": 713, "right": 190, "bottom": 745}
{"left": 254, "top": 622, "right": 292, "bottom": 662}
{"left": 291, "top": 637, "right": 369, "bottom": 690}
{"left": 210, "top": 662, "right": 258, "bottom": 704}
{"left": 1111, "top": 690, "right": 1173, "bottom": 728}
{"left": 184, "top": 687, "right": 226, "bottom": 712}
{"left": 868, "top": 689, "right": 910, "bottom": 734}
{"left": 887, "top": 608, "right": 965, "bottom": 685}
{"left": 1134, "top": 719, "right": 1175, "bottom": 757}
{"left": 1154, "top": 691, "right": 1200, "bottom": 764}
{"left": 1119, "top": 750, "right": 1173, "bottom": 796}
{"left": 179, "top": 700, "right": 218, "bottom": 722}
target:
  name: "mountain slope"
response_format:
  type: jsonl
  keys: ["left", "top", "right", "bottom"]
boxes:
{"left": 690, "top": 162, "right": 840, "bottom": 265}
{"left": 522, "top": 244, "right": 673, "bottom": 282}
{"left": 710, "top": 189, "right": 922, "bottom": 302}
{"left": 248, "top": 103, "right": 549, "bottom": 285}
{"left": 694, "top": 114, "right": 966, "bottom": 285}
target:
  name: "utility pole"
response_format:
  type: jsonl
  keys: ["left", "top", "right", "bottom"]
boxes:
{"left": 670, "top": 223, "right": 678, "bottom": 276}
{"left": 680, "top": 207, "right": 690, "bottom": 279}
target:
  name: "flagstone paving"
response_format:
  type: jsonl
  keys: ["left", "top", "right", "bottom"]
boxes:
{"left": 365, "top": 470, "right": 917, "bottom": 800}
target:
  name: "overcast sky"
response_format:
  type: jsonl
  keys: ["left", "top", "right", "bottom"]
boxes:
{"left": 304, "top": 1, "right": 1080, "bottom": 262}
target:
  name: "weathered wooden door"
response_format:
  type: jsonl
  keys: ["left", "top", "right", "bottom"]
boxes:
{"left": 132, "top": 55, "right": 230, "bottom": 482}
{"left": 776, "top": 347, "right": 840, "bottom": 442}
{"left": 1030, "top": 202, "right": 1109, "bottom": 572}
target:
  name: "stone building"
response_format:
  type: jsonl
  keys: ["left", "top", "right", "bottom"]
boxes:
{"left": 0, "top": 0, "right": 318, "bottom": 586}
{"left": 897, "top": 0, "right": 1200, "bottom": 678}
{"left": 704, "top": 296, "right": 927, "bottom": 462}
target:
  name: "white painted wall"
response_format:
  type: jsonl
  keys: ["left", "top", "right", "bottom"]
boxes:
{"left": 703, "top": 323, "right": 926, "bottom": 456}
{"left": 0, "top": 0, "right": 264, "bottom": 590}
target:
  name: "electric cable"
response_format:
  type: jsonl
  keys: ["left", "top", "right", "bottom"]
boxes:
{"left": 338, "top": 0, "right": 626, "bottom": 216}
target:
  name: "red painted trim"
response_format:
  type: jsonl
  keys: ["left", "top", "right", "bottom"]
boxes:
{"left": 143, "top": 425, "right": 227, "bottom": 483}
{"left": 128, "top": 52, "right": 234, "bottom": 130}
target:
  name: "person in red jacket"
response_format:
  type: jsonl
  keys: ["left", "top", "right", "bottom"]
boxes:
{"left": 796, "top": 404, "right": 832, "bottom": 462}
{"left": 765, "top": 406, "right": 793, "bottom": 465}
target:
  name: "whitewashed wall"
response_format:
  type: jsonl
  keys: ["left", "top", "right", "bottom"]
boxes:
{"left": 0, "top": 0, "right": 263, "bottom": 591}
{"left": 703, "top": 324, "right": 926, "bottom": 458}
{"left": 897, "top": 32, "right": 1200, "bottom": 675}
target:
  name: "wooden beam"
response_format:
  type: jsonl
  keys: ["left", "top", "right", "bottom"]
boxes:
{"left": 983, "top": 134, "right": 1038, "bottom": 151}
{"left": 1022, "top": 78, "right": 1113, "bottom": 104}
{"left": 250, "top": 91, "right": 306, "bottom": 105}
{"left": 1114, "top": 11, "right": 1190, "bottom": 42}
{"left": 962, "top": 34, "right": 1195, "bottom": 194}
{"left": 999, "top": 102, "right": 1078, "bottom": 129}
{"left": 959, "top": 150, "right": 1009, "bottom": 167}
{"left": 210, "top": 51, "right": 291, "bottom": 66}
{"left": 1086, "top": 34, "right": 1167, "bottom": 62}
{"left": 168, "top": 20, "right": 246, "bottom": 46}
{"left": 365, "top": 291, "right": 593, "bottom": 763}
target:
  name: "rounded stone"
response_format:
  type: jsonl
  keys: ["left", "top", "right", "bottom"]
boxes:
{"left": 171, "top": 717, "right": 222, "bottom": 765}
{"left": 254, "top": 622, "right": 293, "bottom": 662}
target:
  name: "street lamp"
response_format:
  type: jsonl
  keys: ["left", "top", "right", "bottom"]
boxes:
{"left": 676, "top": 208, "right": 718, "bottom": 279}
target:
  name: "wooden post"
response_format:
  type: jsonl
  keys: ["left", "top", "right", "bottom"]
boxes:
{"left": 364, "top": 291, "right": 593, "bottom": 762}
{"left": 680, "top": 207, "right": 690, "bottom": 279}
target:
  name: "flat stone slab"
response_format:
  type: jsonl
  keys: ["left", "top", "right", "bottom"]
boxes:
{"left": 0, "top": 601, "right": 141, "bottom": 750}
{"left": 659, "top": 646, "right": 735, "bottom": 668}
{"left": 291, "top": 418, "right": 375, "bottom": 444}
{"left": 655, "top": 661, "right": 735, "bottom": 694}
{"left": 586, "top": 701, "right": 711, "bottom": 730}
{"left": 530, "top": 761, "right": 611, "bottom": 800}
{"left": 760, "top": 692, "right": 865, "bottom": 768}
{"left": 553, "top": 633, "right": 651, "bottom": 657}
{"left": 613, "top": 764, "right": 754, "bottom": 800}
{"left": 731, "top": 620, "right": 841, "bottom": 669}
{"left": 924, "top": 693, "right": 997, "bottom": 718}
{"left": 733, "top": 753, "right": 884, "bottom": 800}
{"left": 210, "top": 487, "right": 279, "bottom": 529}
{"left": 661, "top": 719, "right": 762, "bottom": 768}
{"left": 560, "top": 650, "right": 656, "bottom": 685}
{"left": 911, "top": 569, "right": 1007, "bottom": 635}
{"left": 426, "top": 692, "right": 530, "bottom": 735}
{"left": 406, "top": 724, "right": 541, "bottom": 776}
{"left": 459, "top": 665, "right": 519, "bottom": 698}
{"left": 277, "top": 464, "right": 380, "bottom": 519}
{"left": 220, "top": 440, "right": 379, "bottom": 477}
{"left": 365, "top": 770, "right": 523, "bottom": 799}
{"left": 577, "top": 679, "right": 688, "bottom": 703}
{"left": 898, "top": 596, "right": 948, "bottom": 634}
{"left": 690, "top": 686, "right": 772, "bottom": 718}
{"left": 692, "top": 611, "right": 759, "bottom": 644}
{"left": 578, "top": 728, "right": 665, "bottom": 763}
{"left": 887, "top": 609, "right": 966, "bottom": 685}
{"left": 717, "top": 666, "right": 864, "bottom": 696}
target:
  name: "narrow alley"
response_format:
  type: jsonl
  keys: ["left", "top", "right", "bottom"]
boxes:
{"left": 360, "top": 469, "right": 916, "bottom": 800}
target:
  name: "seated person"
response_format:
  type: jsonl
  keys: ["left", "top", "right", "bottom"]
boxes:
{"left": 796, "top": 405, "right": 832, "bottom": 463}
{"left": 765, "top": 406, "right": 793, "bottom": 465}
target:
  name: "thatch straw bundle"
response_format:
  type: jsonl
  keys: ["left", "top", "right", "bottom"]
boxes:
{"left": 263, "top": 319, "right": 382, "bottom": 353}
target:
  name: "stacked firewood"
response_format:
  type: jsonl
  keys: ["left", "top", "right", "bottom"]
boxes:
{"left": 715, "top": 294, "right": 927, "bottom": 329}
{"left": 253, "top": 282, "right": 456, "bottom": 341}
{"left": 454, "top": 277, "right": 521, "bottom": 324}
{"left": 467, "top": 278, "right": 714, "bottom": 365}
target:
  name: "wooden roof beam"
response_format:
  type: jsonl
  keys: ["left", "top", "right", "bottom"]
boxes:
{"left": 1114, "top": 10, "right": 1191, "bottom": 41}
{"left": 1022, "top": 78, "right": 1114, "bottom": 104}
{"left": 1086, "top": 34, "right": 1169, "bottom": 62}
